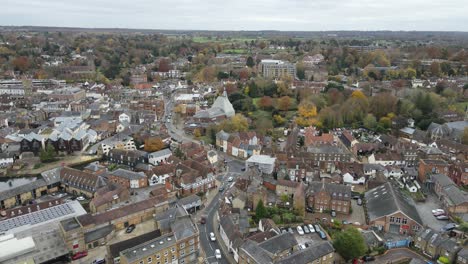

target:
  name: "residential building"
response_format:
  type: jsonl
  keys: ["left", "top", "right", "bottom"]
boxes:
{"left": 431, "top": 174, "right": 468, "bottom": 214}
{"left": 97, "top": 133, "right": 136, "bottom": 155}
{"left": 307, "top": 181, "right": 352, "bottom": 214}
{"left": 60, "top": 167, "right": 107, "bottom": 198}
{"left": 276, "top": 242, "right": 335, "bottom": 264}
{"left": 148, "top": 148, "right": 172, "bottom": 165}
{"left": 108, "top": 213, "right": 199, "bottom": 264}
{"left": 108, "top": 169, "right": 148, "bottom": 189}
{"left": 259, "top": 60, "right": 296, "bottom": 78}
{"left": 365, "top": 182, "right": 423, "bottom": 235}
{"left": 418, "top": 159, "right": 449, "bottom": 183}
{"left": 107, "top": 149, "right": 148, "bottom": 167}
{"left": 89, "top": 183, "right": 130, "bottom": 213}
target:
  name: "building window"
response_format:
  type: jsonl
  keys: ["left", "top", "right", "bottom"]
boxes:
{"left": 148, "top": 257, "right": 152, "bottom": 263}
{"left": 390, "top": 216, "right": 395, "bottom": 222}
{"left": 180, "top": 243, "right": 185, "bottom": 249}
{"left": 139, "top": 261, "right": 143, "bottom": 264}
{"left": 171, "top": 247, "right": 176, "bottom": 253}
{"left": 164, "top": 251, "right": 168, "bottom": 256}
{"left": 156, "top": 254, "right": 160, "bottom": 259}
{"left": 189, "top": 239, "right": 195, "bottom": 245}
{"left": 396, "top": 217, "right": 401, "bottom": 223}
{"left": 402, "top": 218, "right": 408, "bottom": 224}
{"left": 190, "top": 245, "right": 194, "bottom": 252}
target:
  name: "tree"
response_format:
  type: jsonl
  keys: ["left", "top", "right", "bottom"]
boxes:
{"left": 12, "top": 56, "right": 30, "bottom": 73}
{"left": 39, "top": 144, "right": 56, "bottom": 163}
{"left": 144, "top": 137, "right": 165, "bottom": 152}
{"left": 296, "top": 62, "right": 306, "bottom": 80}
{"left": 280, "top": 194, "right": 289, "bottom": 203}
{"left": 462, "top": 127, "right": 468, "bottom": 145}
{"left": 193, "top": 128, "right": 202, "bottom": 138}
{"left": 255, "top": 199, "right": 267, "bottom": 220}
{"left": 258, "top": 96, "right": 273, "bottom": 110}
{"left": 333, "top": 227, "right": 367, "bottom": 261}
{"left": 273, "top": 115, "right": 286, "bottom": 126}
{"left": 430, "top": 62, "right": 441, "bottom": 77}
{"left": 158, "top": 58, "right": 171, "bottom": 72}
{"left": 246, "top": 56, "right": 255, "bottom": 68}
{"left": 351, "top": 90, "right": 367, "bottom": 100}
{"left": 277, "top": 96, "right": 292, "bottom": 111}
{"left": 363, "top": 114, "right": 377, "bottom": 130}
{"left": 296, "top": 102, "right": 318, "bottom": 127}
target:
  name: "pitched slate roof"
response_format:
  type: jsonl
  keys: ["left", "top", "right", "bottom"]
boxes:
{"left": 240, "top": 240, "right": 273, "bottom": 264}
{"left": 365, "top": 182, "right": 423, "bottom": 224}
{"left": 276, "top": 241, "right": 334, "bottom": 264}
{"left": 258, "top": 232, "right": 297, "bottom": 255}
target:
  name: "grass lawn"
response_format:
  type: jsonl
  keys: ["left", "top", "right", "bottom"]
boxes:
{"left": 223, "top": 49, "right": 248, "bottom": 54}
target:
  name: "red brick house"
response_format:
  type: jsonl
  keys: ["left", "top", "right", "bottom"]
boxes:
{"left": 306, "top": 181, "right": 352, "bottom": 214}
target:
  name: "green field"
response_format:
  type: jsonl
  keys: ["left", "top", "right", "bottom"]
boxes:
{"left": 453, "top": 101, "right": 468, "bottom": 112}
{"left": 192, "top": 36, "right": 262, "bottom": 43}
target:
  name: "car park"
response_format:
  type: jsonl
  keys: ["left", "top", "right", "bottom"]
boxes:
{"left": 215, "top": 249, "right": 222, "bottom": 259}
{"left": 210, "top": 232, "right": 216, "bottom": 241}
{"left": 296, "top": 226, "right": 304, "bottom": 235}
{"left": 125, "top": 224, "right": 136, "bottom": 233}
{"left": 308, "top": 224, "right": 315, "bottom": 232}
{"left": 303, "top": 225, "right": 310, "bottom": 234}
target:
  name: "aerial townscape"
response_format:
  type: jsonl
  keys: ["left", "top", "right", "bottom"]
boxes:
{"left": 0, "top": 2, "right": 468, "bottom": 264}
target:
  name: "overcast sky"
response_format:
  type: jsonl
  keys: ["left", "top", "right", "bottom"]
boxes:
{"left": 1, "top": 0, "right": 467, "bottom": 31}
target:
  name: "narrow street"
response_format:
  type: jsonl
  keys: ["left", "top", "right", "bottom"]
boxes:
{"left": 371, "top": 248, "right": 431, "bottom": 263}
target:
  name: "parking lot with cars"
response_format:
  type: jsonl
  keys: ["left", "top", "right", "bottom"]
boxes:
{"left": 280, "top": 223, "right": 329, "bottom": 249}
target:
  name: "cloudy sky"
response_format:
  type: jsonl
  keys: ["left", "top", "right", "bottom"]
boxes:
{"left": 1, "top": 0, "right": 467, "bottom": 31}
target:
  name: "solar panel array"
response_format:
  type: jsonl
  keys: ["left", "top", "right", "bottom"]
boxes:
{"left": 0, "top": 203, "right": 74, "bottom": 232}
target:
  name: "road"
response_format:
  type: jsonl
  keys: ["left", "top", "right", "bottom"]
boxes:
{"left": 163, "top": 95, "right": 199, "bottom": 144}
{"left": 371, "top": 248, "right": 430, "bottom": 263}
{"left": 198, "top": 187, "right": 229, "bottom": 264}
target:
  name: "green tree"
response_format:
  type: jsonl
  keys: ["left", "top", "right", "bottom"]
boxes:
{"left": 462, "top": 127, "right": 468, "bottom": 145}
{"left": 39, "top": 144, "right": 56, "bottom": 163}
{"left": 246, "top": 56, "right": 255, "bottom": 68}
{"left": 363, "top": 114, "right": 377, "bottom": 130}
{"left": 255, "top": 199, "right": 267, "bottom": 220}
{"left": 333, "top": 227, "right": 367, "bottom": 261}
{"left": 296, "top": 62, "right": 306, "bottom": 80}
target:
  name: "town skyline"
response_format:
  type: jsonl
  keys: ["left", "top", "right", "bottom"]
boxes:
{"left": 1, "top": 0, "right": 468, "bottom": 31}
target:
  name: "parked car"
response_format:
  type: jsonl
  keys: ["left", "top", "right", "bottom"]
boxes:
{"left": 215, "top": 249, "right": 222, "bottom": 259}
{"left": 342, "top": 220, "right": 350, "bottom": 225}
{"left": 299, "top": 244, "right": 306, "bottom": 250}
{"left": 92, "top": 258, "right": 106, "bottom": 264}
{"left": 362, "top": 255, "right": 376, "bottom": 262}
{"left": 218, "top": 186, "right": 225, "bottom": 192}
{"left": 318, "top": 230, "right": 327, "bottom": 240}
{"left": 76, "top": 196, "right": 85, "bottom": 201}
{"left": 357, "top": 198, "right": 363, "bottom": 206}
{"left": 432, "top": 209, "right": 445, "bottom": 215}
{"left": 288, "top": 227, "right": 294, "bottom": 234}
{"left": 125, "top": 224, "right": 136, "bottom": 233}
{"left": 441, "top": 223, "right": 457, "bottom": 232}
{"left": 314, "top": 224, "right": 321, "bottom": 233}
{"left": 227, "top": 176, "right": 234, "bottom": 182}
{"left": 331, "top": 210, "right": 336, "bottom": 217}
{"left": 71, "top": 251, "right": 88, "bottom": 260}
{"left": 436, "top": 215, "right": 449, "bottom": 220}
{"left": 306, "top": 207, "right": 314, "bottom": 213}
{"left": 200, "top": 215, "right": 207, "bottom": 224}
{"left": 303, "top": 225, "right": 310, "bottom": 234}
{"left": 308, "top": 224, "right": 315, "bottom": 232}
{"left": 296, "top": 226, "right": 304, "bottom": 235}
{"left": 210, "top": 232, "right": 216, "bottom": 242}
{"left": 281, "top": 229, "right": 287, "bottom": 234}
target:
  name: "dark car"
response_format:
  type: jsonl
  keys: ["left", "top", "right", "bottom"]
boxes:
{"left": 125, "top": 224, "right": 136, "bottom": 233}
{"left": 362, "top": 255, "right": 375, "bottom": 262}
{"left": 219, "top": 186, "right": 225, "bottom": 192}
